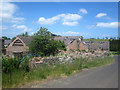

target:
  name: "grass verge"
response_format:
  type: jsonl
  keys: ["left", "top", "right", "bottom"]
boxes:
{"left": 2, "top": 56, "right": 114, "bottom": 88}
{"left": 109, "top": 51, "right": 120, "bottom": 55}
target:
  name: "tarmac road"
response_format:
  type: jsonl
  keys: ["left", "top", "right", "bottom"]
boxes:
{"left": 25, "top": 55, "right": 119, "bottom": 88}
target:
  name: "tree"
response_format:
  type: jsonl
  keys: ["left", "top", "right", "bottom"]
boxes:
{"left": 105, "top": 37, "right": 108, "bottom": 39}
{"left": 29, "top": 27, "right": 66, "bottom": 56}
{"left": 2, "top": 36, "right": 10, "bottom": 40}
{"left": 109, "top": 39, "right": 120, "bottom": 51}
{"left": 21, "top": 32, "right": 29, "bottom": 36}
{"left": 12, "top": 37, "right": 16, "bottom": 41}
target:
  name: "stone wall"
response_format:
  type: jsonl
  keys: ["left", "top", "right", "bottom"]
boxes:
{"left": 28, "top": 51, "right": 109, "bottom": 68}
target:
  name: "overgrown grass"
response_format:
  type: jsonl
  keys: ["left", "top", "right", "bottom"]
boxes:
{"left": 109, "top": 51, "right": 120, "bottom": 55}
{"left": 81, "top": 56, "right": 114, "bottom": 69}
{"left": 2, "top": 56, "right": 114, "bottom": 88}
{"left": 0, "top": 73, "right": 1, "bottom": 89}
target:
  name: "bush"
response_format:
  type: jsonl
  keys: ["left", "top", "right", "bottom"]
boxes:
{"left": 2, "top": 57, "right": 21, "bottom": 73}
{"left": 90, "top": 51, "right": 95, "bottom": 54}
{"left": 109, "top": 39, "right": 120, "bottom": 51}
{"left": 76, "top": 49, "right": 86, "bottom": 52}
{"left": 2, "top": 56, "right": 32, "bottom": 73}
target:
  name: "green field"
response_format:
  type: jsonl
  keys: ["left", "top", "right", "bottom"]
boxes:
{"left": 83, "top": 39, "right": 109, "bottom": 42}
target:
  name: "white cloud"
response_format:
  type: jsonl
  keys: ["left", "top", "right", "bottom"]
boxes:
{"left": 38, "top": 16, "right": 60, "bottom": 25}
{"left": 97, "top": 22, "right": 118, "bottom": 28}
{"left": 96, "top": 13, "right": 107, "bottom": 18}
{"left": 38, "top": 13, "right": 82, "bottom": 25}
{"left": 62, "top": 21, "right": 78, "bottom": 26}
{"left": 61, "top": 14, "right": 82, "bottom": 21}
{"left": 0, "top": 2, "right": 17, "bottom": 18}
{"left": 79, "top": 8, "right": 88, "bottom": 14}
{"left": 12, "top": 24, "right": 32, "bottom": 32}
{"left": 0, "top": 2, "right": 25, "bottom": 23}
{"left": 16, "top": 25, "right": 26, "bottom": 29}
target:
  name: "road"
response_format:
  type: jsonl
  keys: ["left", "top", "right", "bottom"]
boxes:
{"left": 24, "top": 55, "right": 119, "bottom": 88}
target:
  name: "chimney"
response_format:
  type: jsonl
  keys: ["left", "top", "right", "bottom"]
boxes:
{"left": 79, "top": 36, "right": 83, "bottom": 42}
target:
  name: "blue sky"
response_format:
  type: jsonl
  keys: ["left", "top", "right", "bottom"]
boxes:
{"left": 1, "top": 2, "right": 118, "bottom": 39}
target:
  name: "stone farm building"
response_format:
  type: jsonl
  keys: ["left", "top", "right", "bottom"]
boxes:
{"left": 6, "top": 35, "right": 32, "bottom": 57}
{"left": 54, "top": 36, "right": 109, "bottom": 51}
{"left": 54, "top": 36, "right": 88, "bottom": 51}
{"left": 6, "top": 35, "right": 109, "bottom": 57}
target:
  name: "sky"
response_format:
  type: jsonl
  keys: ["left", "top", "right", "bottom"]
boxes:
{"left": 1, "top": 2, "right": 118, "bottom": 39}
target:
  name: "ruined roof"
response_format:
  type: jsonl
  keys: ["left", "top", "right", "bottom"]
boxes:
{"left": 17, "top": 35, "right": 32, "bottom": 45}
{"left": 84, "top": 41, "right": 109, "bottom": 50}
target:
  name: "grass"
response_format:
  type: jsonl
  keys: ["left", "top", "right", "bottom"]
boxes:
{"left": 0, "top": 73, "right": 1, "bottom": 89}
{"left": 83, "top": 39, "right": 109, "bottom": 42}
{"left": 2, "top": 56, "right": 114, "bottom": 88}
{"left": 109, "top": 51, "right": 120, "bottom": 55}
{"left": 81, "top": 56, "right": 114, "bottom": 69}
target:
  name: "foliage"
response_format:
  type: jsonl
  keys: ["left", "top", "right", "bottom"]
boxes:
{"left": 90, "top": 51, "right": 95, "bottom": 54}
{"left": 29, "top": 27, "right": 66, "bottom": 56}
{"left": 2, "top": 56, "right": 32, "bottom": 73}
{"left": 11, "top": 37, "right": 16, "bottom": 41}
{"left": 2, "top": 56, "right": 114, "bottom": 88}
{"left": 77, "top": 49, "right": 86, "bottom": 52}
{"left": 109, "top": 39, "right": 120, "bottom": 51}
{"left": 109, "top": 51, "right": 120, "bottom": 55}
{"left": 2, "top": 36, "right": 10, "bottom": 40}
{"left": 2, "top": 57, "right": 21, "bottom": 73}
{"left": 21, "top": 32, "right": 29, "bottom": 37}
{"left": 34, "top": 27, "right": 52, "bottom": 37}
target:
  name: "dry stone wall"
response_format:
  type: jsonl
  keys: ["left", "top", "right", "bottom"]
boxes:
{"left": 29, "top": 51, "right": 109, "bottom": 68}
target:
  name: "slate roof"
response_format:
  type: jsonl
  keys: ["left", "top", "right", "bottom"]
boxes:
{"left": 4, "top": 40, "right": 12, "bottom": 45}
{"left": 54, "top": 36, "right": 81, "bottom": 46}
{"left": 84, "top": 41, "right": 109, "bottom": 50}
{"left": 17, "top": 35, "right": 32, "bottom": 45}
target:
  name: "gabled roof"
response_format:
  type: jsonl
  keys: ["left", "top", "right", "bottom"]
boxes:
{"left": 17, "top": 35, "right": 32, "bottom": 45}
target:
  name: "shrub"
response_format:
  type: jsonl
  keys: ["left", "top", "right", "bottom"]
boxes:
{"left": 2, "top": 57, "right": 21, "bottom": 73}
{"left": 90, "top": 51, "right": 95, "bottom": 54}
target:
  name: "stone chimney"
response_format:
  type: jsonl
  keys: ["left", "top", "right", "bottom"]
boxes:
{"left": 79, "top": 36, "right": 83, "bottom": 42}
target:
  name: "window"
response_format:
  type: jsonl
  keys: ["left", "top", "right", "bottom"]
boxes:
{"left": 13, "top": 39, "right": 24, "bottom": 46}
